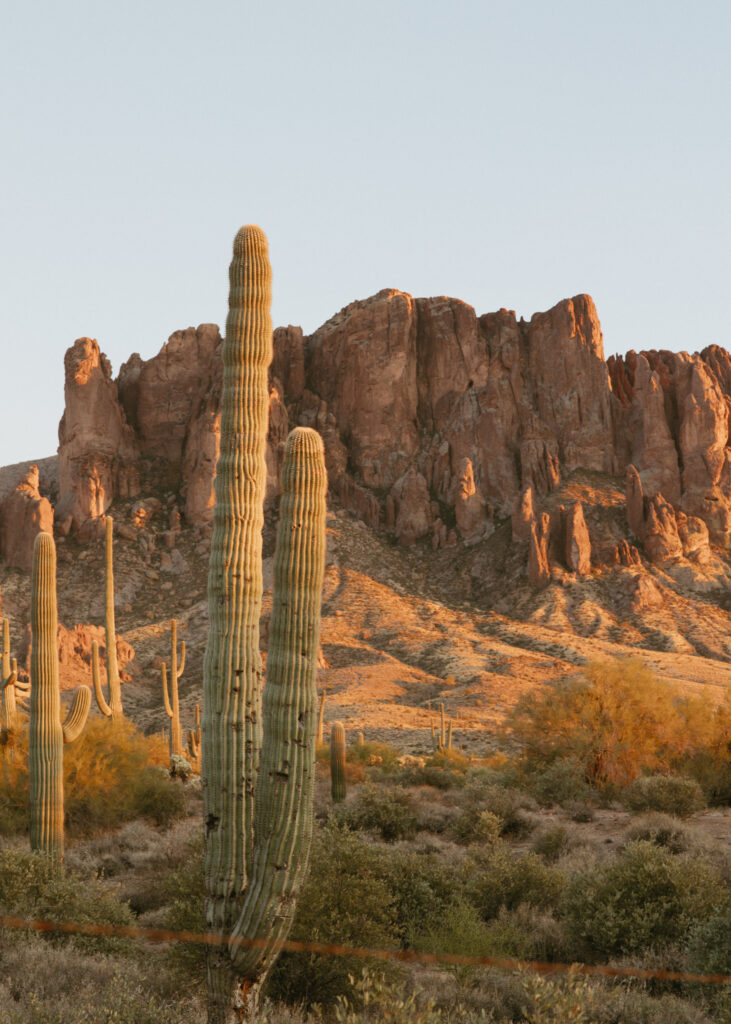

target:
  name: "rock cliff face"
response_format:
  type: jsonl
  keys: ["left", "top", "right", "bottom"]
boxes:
{"left": 0, "top": 466, "right": 54, "bottom": 571}
{"left": 8, "top": 288, "right": 730, "bottom": 590}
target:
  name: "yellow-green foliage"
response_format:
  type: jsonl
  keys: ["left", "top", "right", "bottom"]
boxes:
{"left": 506, "top": 657, "right": 718, "bottom": 788}
{"left": 0, "top": 718, "right": 183, "bottom": 837}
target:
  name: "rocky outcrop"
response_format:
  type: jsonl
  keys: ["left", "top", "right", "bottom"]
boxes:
{"left": 57, "top": 339, "right": 140, "bottom": 534}
{"left": 454, "top": 458, "right": 487, "bottom": 542}
{"left": 528, "top": 512, "right": 551, "bottom": 588}
{"left": 52, "top": 290, "right": 731, "bottom": 570}
{"left": 643, "top": 495, "right": 683, "bottom": 564}
{"left": 611, "top": 539, "right": 641, "bottom": 567}
{"left": 564, "top": 502, "right": 591, "bottom": 575}
{"left": 19, "top": 623, "right": 135, "bottom": 692}
{"left": 511, "top": 487, "right": 535, "bottom": 543}
{"left": 0, "top": 466, "right": 54, "bottom": 571}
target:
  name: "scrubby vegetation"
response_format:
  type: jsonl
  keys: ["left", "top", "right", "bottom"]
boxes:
{"left": 1, "top": 655, "right": 729, "bottom": 1021}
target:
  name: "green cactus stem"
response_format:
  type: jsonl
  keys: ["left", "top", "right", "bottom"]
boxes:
{"left": 447, "top": 720, "right": 453, "bottom": 749}
{"left": 29, "top": 533, "right": 91, "bottom": 860}
{"left": 92, "top": 516, "right": 123, "bottom": 722}
{"left": 330, "top": 721, "right": 347, "bottom": 803}
{"left": 317, "top": 691, "right": 326, "bottom": 744}
{"left": 440, "top": 703, "right": 446, "bottom": 747}
{"left": 202, "top": 226, "right": 327, "bottom": 1022}
{"left": 1, "top": 620, "right": 26, "bottom": 736}
{"left": 161, "top": 619, "right": 185, "bottom": 757}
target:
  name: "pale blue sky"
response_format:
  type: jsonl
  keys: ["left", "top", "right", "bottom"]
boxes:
{"left": 2, "top": 0, "right": 729, "bottom": 467}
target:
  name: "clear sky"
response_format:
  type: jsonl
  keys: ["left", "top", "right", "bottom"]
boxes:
{"left": 2, "top": 0, "right": 729, "bottom": 468}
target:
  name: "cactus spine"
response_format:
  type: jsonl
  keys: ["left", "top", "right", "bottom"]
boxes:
{"left": 92, "top": 517, "right": 123, "bottom": 721}
{"left": 29, "top": 533, "right": 91, "bottom": 860}
{"left": 330, "top": 721, "right": 347, "bottom": 803}
{"left": 202, "top": 226, "right": 327, "bottom": 1021}
{"left": 161, "top": 619, "right": 186, "bottom": 757}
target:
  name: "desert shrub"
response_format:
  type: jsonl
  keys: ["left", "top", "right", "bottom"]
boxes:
{"left": 337, "top": 785, "right": 418, "bottom": 842}
{"left": 0, "top": 719, "right": 184, "bottom": 838}
{"left": 0, "top": 933, "right": 204, "bottom": 1024}
{"left": 624, "top": 774, "right": 706, "bottom": 817}
{"left": 164, "top": 833, "right": 206, "bottom": 986}
{"left": 506, "top": 657, "right": 713, "bottom": 789}
{"left": 399, "top": 764, "right": 467, "bottom": 790}
{"left": 564, "top": 799, "right": 596, "bottom": 822}
{"left": 267, "top": 820, "right": 399, "bottom": 1009}
{"left": 462, "top": 842, "right": 565, "bottom": 921}
{"left": 332, "top": 967, "right": 442, "bottom": 1024}
{"left": 532, "top": 824, "right": 576, "bottom": 864}
{"left": 684, "top": 904, "right": 731, "bottom": 975}
{"left": 624, "top": 813, "right": 696, "bottom": 854}
{"left": 384, "top": 849, "right": 464, "bottom": 944}
{"left": 347, "top": 740, "right": 402, "bottom": 771}
{"left": 452, "top": 777, "right": 536, "bottom": 842}
{"left": 561, "top": 840, "right": 726, "bottom": 959}
{"left": 424, "top": 747, "right": 471, "bottom": 772}
{"left": 0, "top": 848, "right": 134, "bottom": 954}
{"left": 520, "top": 968, "right": 601, "bottom": 1024}
{"left": 525, "top": 759, "right": 593, "bottom": 807}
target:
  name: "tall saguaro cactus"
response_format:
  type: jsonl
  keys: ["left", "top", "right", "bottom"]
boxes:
{"left": 203, "top": 226, "right": 327, "bottom": 1022}
{"left": 330, "top": 721, "right": 347, "bottom": 803}
{"left": 29, "top": 533, "right": 91, "bottom": 860}
{"left": 1, "top": 617, "right": 28, "bottom": 737}
{"left": 161, "top": 619, "right": 186, "bottom": 757}
{"left": 92, "top": 517, "right": 123, "bottom": 722}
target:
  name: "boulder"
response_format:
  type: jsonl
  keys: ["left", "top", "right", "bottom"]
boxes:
{"left": 528, "top": 512, "right": 551, "bottom": 588}
{"left": 564, "top": 502, "right": 592, "bottom": 575}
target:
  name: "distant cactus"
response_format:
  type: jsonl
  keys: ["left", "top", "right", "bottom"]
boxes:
{"left": 330, "top": 721, "right": 347, "bottom": 803}
{"left": 1, "top": 618, "right": 28, "bottom": 738}
{"left": 91, "top": 517, "right": 123, "bottom": 722}
{"left": 29, "top": 533, "right": 91, "bottom": 860}
{"left": 187, "top": 703, "right": 201, "bottom": 765}
{"left": 203, "top": 226, "right": 327, "bottom": 1020}
{"left": 161, "top": 619, "right": 186, "bottom": 757}
{"left": 317, "top": 691, "right": 326, "bottom": 744}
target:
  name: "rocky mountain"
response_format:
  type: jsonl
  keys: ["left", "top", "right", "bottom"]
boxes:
{"left": 1, "top": 289, "right": 729, "bottom": 746}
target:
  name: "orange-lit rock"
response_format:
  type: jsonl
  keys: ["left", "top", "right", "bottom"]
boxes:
{"left": 0, "top": 466, "right": 54, "bottom": 572}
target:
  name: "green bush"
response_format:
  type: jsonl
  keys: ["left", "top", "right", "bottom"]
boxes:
{"left": 561, "top": 840, "right": 725, "bottom": 959}
{"left": 519, "top": 969, "right": 600, "bottom": 1024}
{"left": 337, "top": 785, "right": 418, "bottom": 842}
{"left": 462, "top": 842, "right": 565, "bottom": 921}
{"left": 452, "top": 777, "right": 536, "bottom": 842}
{"left": 267, "top": 820, "right": 400, "bottom": 1009}
{"left": 532, "top": 824, "right": 575, "bottom": 864}
{"left": 383, "top": 849, "right": 465, "bottom": 945}
{"left": 685, "top": 904, "right": 731, "bottom": 975}
{"left": 347, "top": 741, "right": 402, "bottom": 770}
{"left": 624, "top": 813, "right": 696, "bottom": 855}
{"left": 624, "top": 775, "right": 706, "bottom": 817}
{"left": 0, "top": 848, "right": 134, "bottom": 953}
{"left": 164, "top": 834, "right": 206, "bottom": 986}
{"left": 525, "top": 759, "right": 593, "bottom": 808}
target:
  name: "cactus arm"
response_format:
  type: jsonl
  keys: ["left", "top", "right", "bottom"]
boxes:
{"left": 104, "top": 517, "right": 123, "bottom": 720}
{"left": 178, "top": 640, "right": 186, "bottom": 678}
{"left": 91, "top": 640, "right": 112, "bottom": 718}
{"left": 29, "top": 532, "right": 65, "bottom": 860}
{"left": 229, "top": 426, "right": 327, "bottom": 978}
{"left": 330, "top": 721, "right": 347, "bottom": 803}
{"left": 161, "top": 662, "right": 173, "bottom": 719}
{"left": 61, "top": 686, "right": 91, "bottom": 743}
{"left": 3, "top": 670, "right": 17, "bottom": 690}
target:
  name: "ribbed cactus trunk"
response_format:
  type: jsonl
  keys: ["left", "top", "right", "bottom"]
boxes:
{"left": 162, "top": 619, "right": 186, "bottom": 758}
{"left": 203, "top": 225, "right": 273, "bottom": 1021}
{"left": 330, "top": 721, "right": 347, "bottom": 803}
{"left": 1, "top": 617, "right": 17, "bottom": 733}
{"left": 29, "top": 533, "right": 65, "bottom": 860}
{"left": 104, "top": 517, "right": 123, "bottom": 720}
{"left": 203, "top": 226, "right": 326, "bottom": 1022}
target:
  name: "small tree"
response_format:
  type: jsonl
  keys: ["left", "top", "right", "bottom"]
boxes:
{"left": 507, "top": 657, "right": 711, "bottom": 788}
